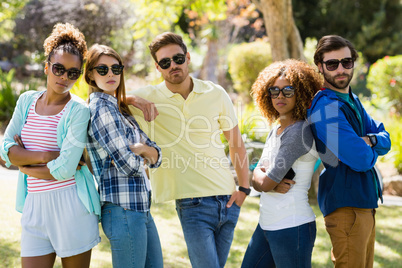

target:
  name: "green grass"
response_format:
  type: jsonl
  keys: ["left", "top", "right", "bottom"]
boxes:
{"left": 1, "top": 176, "right": 401, "bottom": 268}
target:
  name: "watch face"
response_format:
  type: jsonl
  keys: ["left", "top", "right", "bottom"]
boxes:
{"left": 369, "top": 135, "right": 377, "bottom": 146}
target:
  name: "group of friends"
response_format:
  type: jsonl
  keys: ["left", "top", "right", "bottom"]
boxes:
{"left": 0, "top": 22, "right": 391, "bottom": 268}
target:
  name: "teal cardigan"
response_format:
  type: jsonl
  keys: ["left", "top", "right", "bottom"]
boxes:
{"left": 0, "top": 91, "right": 101, "bottom": 217}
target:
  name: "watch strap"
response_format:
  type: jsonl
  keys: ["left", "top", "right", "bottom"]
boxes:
{"left": 238, "top": 186, "right": 251, "bottom": 195}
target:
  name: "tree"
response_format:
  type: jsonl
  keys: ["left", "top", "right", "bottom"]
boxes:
{"left": 251, "top": 0, "right": 305, "bottom": 61}
{"left": 0, "top": 0, "right": 28, "bottom": 42}
{"left": 293, "top": 0, "right": 402, "bottom": 63}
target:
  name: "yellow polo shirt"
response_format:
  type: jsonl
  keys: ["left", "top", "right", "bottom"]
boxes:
{"left": 129, "top": 77, "right": 238, "bottom": 203}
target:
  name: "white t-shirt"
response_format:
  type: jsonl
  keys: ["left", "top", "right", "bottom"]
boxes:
{"left": 258, "top": 121, "right": 318, "bottom": 231}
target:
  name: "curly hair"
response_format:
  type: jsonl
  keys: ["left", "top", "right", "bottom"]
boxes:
{"left": 251, "top": 59, "right": 323, "bottom": 123}
{"left": 43, "top": 23, "right": 87, "bottom": 66}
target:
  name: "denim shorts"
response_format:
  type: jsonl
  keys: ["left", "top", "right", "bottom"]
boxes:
{"left": 20, "top": 185, "right": 100, "bottom": 258}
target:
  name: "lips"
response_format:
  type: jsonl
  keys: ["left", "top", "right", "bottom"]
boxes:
{"left": 56, "top": 82, "right": 68, "bottom": 87}
{"left": 107, "top": 80, "right": 116, "bottom": 84}
{"left": 170, "top": 69, "right": 181, "bottom": 75}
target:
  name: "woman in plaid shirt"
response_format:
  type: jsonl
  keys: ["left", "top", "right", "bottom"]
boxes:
{"left": 84, "top": 44, "right": 163, "bottom": 268}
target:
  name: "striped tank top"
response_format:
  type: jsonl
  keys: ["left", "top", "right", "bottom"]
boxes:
{"left": 21, "top": 93, "right": 76, "bottom": 192}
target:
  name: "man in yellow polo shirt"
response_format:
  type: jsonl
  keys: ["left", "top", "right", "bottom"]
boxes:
{"left": 128, "top": 32, "right": 250, "bottom": 268}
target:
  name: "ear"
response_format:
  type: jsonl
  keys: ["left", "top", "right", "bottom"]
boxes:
{"left": 186, "top": 52, "right": 191, "bottom": 64}
{"left": 155, "top": 61, "right": 161, "bottom": 73}
{"left": 44, "top": 63, "right": 49, "bottom": 75}
{"left": 317, "top": 62, "right": 324, "bottom": 74}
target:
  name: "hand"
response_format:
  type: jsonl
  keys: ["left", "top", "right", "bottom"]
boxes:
{"left": 362, "top": 136, "right": 373, "bottom": 147}
{"left": 127, "top": 95, "right": 159, "bottom": 122}
{"left": 273, "top": 179, "right": 295, "bottom": 194}
{"left": 14, "top": 134, "right": 25, "bottom": 148}
{"left": 226, "top": 190, "right": 247, "bottom": 208}
{"left": 76, "top": 160, "right": 86, "bottom": 171}
{"left": 129, "top": 143, "right": 146, "bottom": 156}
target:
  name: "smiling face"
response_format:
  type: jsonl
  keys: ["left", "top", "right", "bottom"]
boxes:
{"left": 90, "top": 55, "right": 121, "bottom": 95}
{"left": 318, "top": 46, "right": 354, "bottom": 93}
{"left": 45, "top": 51, "right": 81, "bottom": 95}
{"left": 271, "top": 76, "right": 296, "bottom": 120}
{"left": 155, "top": 44, "right": 190, "bottom": 86}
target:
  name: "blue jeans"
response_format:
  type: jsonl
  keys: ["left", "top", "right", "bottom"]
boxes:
{"left": 101, "top": 203, "right": 163, "bottom": 268}
{"left": 241, "top": 221, "right": 316, "bottom": 268}
{"left": 176, "top": 195, "right": 241, "bottom": 268}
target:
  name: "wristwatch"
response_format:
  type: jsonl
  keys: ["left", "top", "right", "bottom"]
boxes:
{"left": 239, "top": 186, "right": 251, "bottom": 195}
{"left": 367, "top": 134, "right": 377, "bottom": 147}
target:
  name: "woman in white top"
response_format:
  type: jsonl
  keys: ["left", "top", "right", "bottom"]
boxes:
{"left": 242, "top": 59, "right": 323, "bottom": 268}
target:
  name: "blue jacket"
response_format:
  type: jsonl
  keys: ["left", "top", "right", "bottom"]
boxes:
{"left": 307, "top": 88, "right": 391, "bottom": 217}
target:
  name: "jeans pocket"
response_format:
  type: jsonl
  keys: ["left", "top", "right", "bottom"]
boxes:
{"left": 101, "top": 205, "right": 113, "bottom": 239}
{"left": 176, "top": 197, "right": 202, "bottom": 209}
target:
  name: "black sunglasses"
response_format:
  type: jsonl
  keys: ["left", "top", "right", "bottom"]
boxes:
{"left": 322, "top": 57, "right": 354, "bottom": 71}
{"left": 93, "top": 64, "right": 124, "bottom": 76}
{"left": 157, "top": 53, "right": 186, "bottom": 69}
{"left": 268, "top": 86, "right": 295, "bottom": 99}
{"left": 48, "top": 61, "right": 82, "bottom": 80}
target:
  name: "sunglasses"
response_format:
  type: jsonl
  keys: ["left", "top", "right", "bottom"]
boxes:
{"left": 322, "top": 57, "right": 354, "bottom": 71}
{"left": 157, "top": 53, "right": 186, "bottom": 69}
{"left": 93, "top": 64, "right": 124, "bottom": 76}
{"left": 268, "top": 86, "right": 295, "bottom": 99}
{"left": 48, "top": 61, "right": 82, "bottom": 80}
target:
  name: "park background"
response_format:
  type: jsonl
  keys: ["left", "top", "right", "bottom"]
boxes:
{"left": 0, "top": 0, "right": 401, "bottom": 267}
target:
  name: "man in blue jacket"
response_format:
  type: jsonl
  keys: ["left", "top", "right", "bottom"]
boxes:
{"left": 307, "top": 35, "right": 391, "bottom": 267}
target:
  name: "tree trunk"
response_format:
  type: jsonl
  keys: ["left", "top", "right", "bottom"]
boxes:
{"left": 252, "top": 0, "right": 305, "bottom": 61}
{"left": 198, "top": 37, "right": 219, "bottom": 83}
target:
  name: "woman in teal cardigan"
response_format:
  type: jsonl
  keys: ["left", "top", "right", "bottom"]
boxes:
{"left": 0, "top": 23, "right": 100, "bottom": 268}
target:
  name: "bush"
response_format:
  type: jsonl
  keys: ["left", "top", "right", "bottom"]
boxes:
{"left": 0, "top": 69, "right": 41, "bottom": 127}
{"left": 385, "top": 115, "right": 402, "bottom": 173}
{"left": 227, "top": 42, "right": 272, "bottom": 99}
{"left": 0, "top": 69, "right": 18, "bottom": 122}
{"left": 367, "top": 55, "right": 402, "bottom": 113}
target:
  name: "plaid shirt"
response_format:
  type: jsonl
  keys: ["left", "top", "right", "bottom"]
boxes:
{"left": 86, "top": 92, "right": 162, "bottom": 212}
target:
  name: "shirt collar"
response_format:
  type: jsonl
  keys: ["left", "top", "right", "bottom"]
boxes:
{"left": 90, "top": 91, "right": 118, "bottom": 105}
{"left": 158, "top": 76, "right": 206, "bottom": 98}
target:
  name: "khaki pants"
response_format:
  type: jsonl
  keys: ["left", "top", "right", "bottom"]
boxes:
{"left": 324, "top": 207, "right": 376, "bottom": 268}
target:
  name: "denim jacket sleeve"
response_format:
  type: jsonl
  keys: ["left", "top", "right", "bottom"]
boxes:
{"left": 46, "top": 100, "right": 90, "bottom": 180}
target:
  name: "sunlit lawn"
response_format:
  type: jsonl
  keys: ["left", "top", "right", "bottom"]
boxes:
{"left": 1, "top": 172, "right": 401, "bottom": 268}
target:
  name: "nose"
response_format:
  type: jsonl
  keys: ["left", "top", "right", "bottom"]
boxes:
{"left": 60, "top": 71, "right": 69, "bottom": 80}
{"left": 277, "top": 91, "right": 285, "bottom": 98}
{"left": 170, "top": 60, "right": 179, "bottom": 68}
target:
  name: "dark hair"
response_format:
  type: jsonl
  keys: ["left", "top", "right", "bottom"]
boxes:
{"left": 314, "top": 35, "right": 358, "bottom": 66}
{"left": 251, "top": 59, "right": 323, "bottom": 123}
{"left": 85, "top": 44, "right": 131, "bottom": 115}
{"left": 43, "top": 23, "right": 87, "bottom": 67}
{"left": 148, "top": 32, "right": 187, "bottom": 62}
